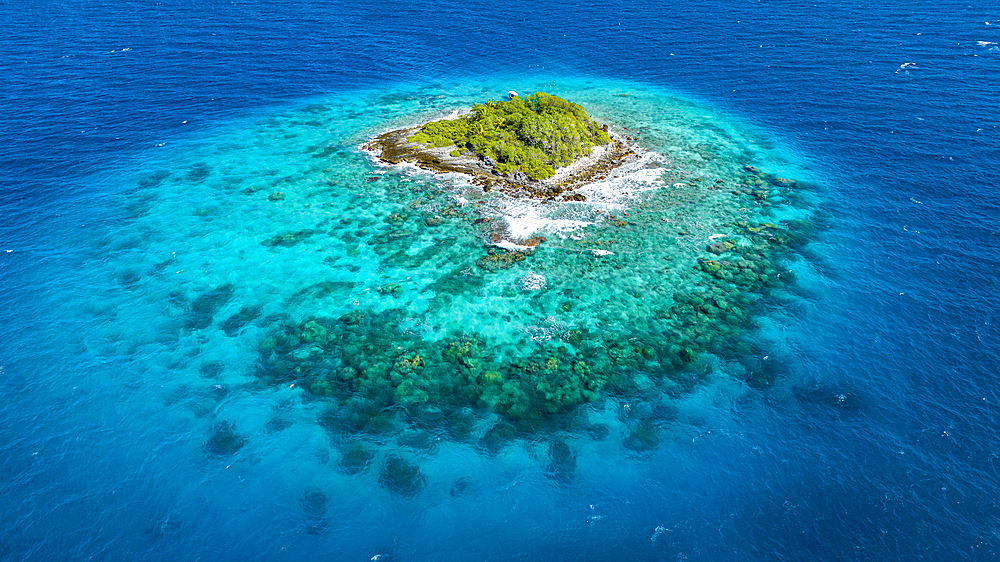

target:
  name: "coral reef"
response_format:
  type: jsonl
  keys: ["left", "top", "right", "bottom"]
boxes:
{"left": 230, "top": 100, "right": 822, "bottom": 452}
{"left": 251, "top": 165, "right": 819, "bottom": 445}
{"left": 186, "top": 284, "right": 235, "bottom": 330}
{"left": 378, "top": 456, "right": 427, "bottom": 497}
{"left": 299, "top": 488, "right": 328, "bottom": 535}
{"left": 205, "top": 421, "right": 246, "bottom": 456}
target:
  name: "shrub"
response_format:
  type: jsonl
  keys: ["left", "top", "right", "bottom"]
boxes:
{"left": 409, "top": 92, "right": 609, "bottom": 180}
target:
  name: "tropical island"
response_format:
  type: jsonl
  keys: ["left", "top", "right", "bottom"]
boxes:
{"left": 366, "top": 92, "right": 635, "bottom": 199}
{"left": 238, "top": 88, "right": 818, "bottom": 468}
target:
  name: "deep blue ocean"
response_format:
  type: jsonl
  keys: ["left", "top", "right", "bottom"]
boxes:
{"left": 3, "top": 1, "right": 999, "bottom": 560}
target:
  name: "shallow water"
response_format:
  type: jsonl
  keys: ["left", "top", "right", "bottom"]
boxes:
{"left": 57, "top": 76, "right": 821, "bottom": 485}
{"left": 3, "top": 0, "right": 999, "bottom": 560}
{"left": 4, "top": 77, "right": 828, "bottom": 559}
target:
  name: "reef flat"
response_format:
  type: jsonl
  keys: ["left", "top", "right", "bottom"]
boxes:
{"left": 257, "top": 160, "right": 818, "bottom": 441}
{"left": 86, "top": 83, "right": 823, "bottom": 484}
{"left": 240, "top": 89, "right": 824, "bottom": 452}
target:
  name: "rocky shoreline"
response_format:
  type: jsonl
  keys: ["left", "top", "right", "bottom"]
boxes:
{"left": 363, "top": 126, "right": 638, "bottom": 201}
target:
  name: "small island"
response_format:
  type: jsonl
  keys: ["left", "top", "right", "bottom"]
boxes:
{"left": 365, "top": 92, "right": 635, "bottom": 199}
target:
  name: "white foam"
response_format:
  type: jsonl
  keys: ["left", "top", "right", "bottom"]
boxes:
{"left": 363, "top": 134, "right": 671, "bottom": 241}
{"left": 518, "top": 272, "right": 547, "bottom": 291}
{"left": 493, "top": 240, "right": 534, "bottom": 251}
{"left": 503, "top": 209, "right": 592, "bottom": 239}
{"left": 491, "top": 146, "right": 668, "bottom": 238}
{"left": 571, "top": 149, "right": 667, "bottom": 204}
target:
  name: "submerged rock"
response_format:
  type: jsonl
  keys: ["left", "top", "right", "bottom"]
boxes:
{"left": 378, "top": 283, "right": 404, "bottom": 298}
{"left": 339, "top": 442, "right": 375, "bottom": 475}
{"left": 449, "top": 477, "right": 470, "bottom": 496}
{"left": 186, "top": 284, "right": 235, "bottom": 329}
{"left": 625, "top": 423, "right": 660, "bottom": 452}
{"left": 262, "top": 229, "right": 318, "bottom": 247}
{"left": 479, "top": 421, "right": 517, "bottom": 455}
{"left": 299, "top": 488, "right": 328, "bottom": 535}
{"left": 476, "top": 248, "right": 529, "bottom": 271}
{"left": 186, "top": 162, "right": 211, "bottom": 183}
{"left": 221, "top": 305, "right": 261, "bottom": 336}
{"left": 544, "top": 439, "right": 577, "bottom": 484}
{"left": 707, "top": 241, "right": 735, "bottom": 255}
{"left": 378, "top": 456, "right": 427, "bottom": 497}
{"left": 117, "top": 269, "right": 141, "bottom": 288}
{"left": 206, "top": 421, "right": 246, "bottom": 456}
{"left": 300, "top": 319, "right": 329, "bottom": 344}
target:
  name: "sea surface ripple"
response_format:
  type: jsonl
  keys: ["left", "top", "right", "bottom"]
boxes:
{"left": 2, "top": 0, "right": 999, "bottom": 560}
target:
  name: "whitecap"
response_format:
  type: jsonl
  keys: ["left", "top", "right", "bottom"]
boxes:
{"left": 492, "top": 240, "right": 533, "bottom": 251}
{"left": 503, "top": 213, "right": 592, "bottom": 239}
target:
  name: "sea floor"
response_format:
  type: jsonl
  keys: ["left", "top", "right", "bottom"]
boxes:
{"left": 31, "top": 77, "right": 829, "bottom": 554}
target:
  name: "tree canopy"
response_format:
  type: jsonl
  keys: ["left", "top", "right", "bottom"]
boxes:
{"left": 408, "top": 92, "right": 611, "bottom": 180}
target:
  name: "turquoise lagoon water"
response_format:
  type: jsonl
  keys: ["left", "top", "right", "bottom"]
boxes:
{"left": 6, "top": 0, "right": 1000, "bottom": 558}
{"left": 15, "top": 77, "right": 827, "bottom": 556}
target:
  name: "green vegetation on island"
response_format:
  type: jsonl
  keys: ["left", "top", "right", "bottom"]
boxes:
{"left": 407, "top": 92, "right": 611, "bottom": 180}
